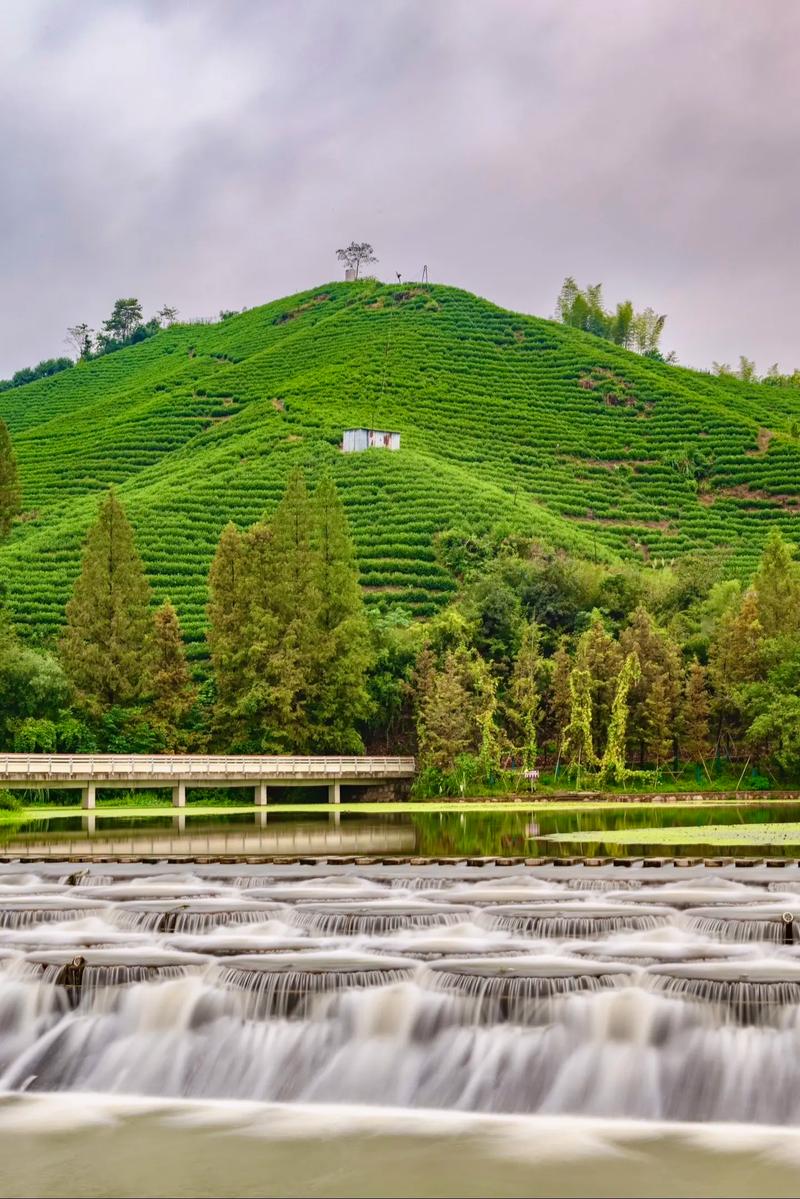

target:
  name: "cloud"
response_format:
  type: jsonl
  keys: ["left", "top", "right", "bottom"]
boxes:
{"left": 0, "top": 0, "right": 798, "bottom": 375}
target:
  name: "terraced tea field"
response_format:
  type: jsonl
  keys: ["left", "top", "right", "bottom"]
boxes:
{"left": 1, "top": 280, "right": 799, "bottom": 650}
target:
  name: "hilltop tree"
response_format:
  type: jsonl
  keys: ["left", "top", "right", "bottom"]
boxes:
{"left": 65, "top": 323, "right": 94, "bottom": 360}
{"left": 336, "top": 242, "right": 378, "bottom": 280}
{"left": 60, "top": 490, "right": 153, "bottom": 712}
{"left": 0, "top": 419, "right": 21, "bottom": 540}
{"left": 150, "top": 600, "right": 196, "bottom": 746}
{"left": 556, "top": 277, "right": 669, "bottom": 357}
{"left": 101, "top": 298, "right": 143, "bottom": 342}
{"left": 309, "top": 474, "right": 373, "bottom": 750}
{"left": 157, "top": 305, "right": 179, "bottom": 327}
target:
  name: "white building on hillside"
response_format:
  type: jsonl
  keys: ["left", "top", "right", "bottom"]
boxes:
{"left": 342, "top": 428, "right": 401, "bottom": 453}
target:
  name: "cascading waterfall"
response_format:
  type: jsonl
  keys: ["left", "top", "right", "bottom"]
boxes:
{"left": 0, "top": 868, "right": 799, "bottom": 1124}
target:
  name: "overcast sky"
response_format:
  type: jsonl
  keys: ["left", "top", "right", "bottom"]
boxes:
{"left": 0, "top": 0, "right": 797, "bottom": 378}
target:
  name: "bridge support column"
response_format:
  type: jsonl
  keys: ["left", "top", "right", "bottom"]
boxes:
{"left": 328, "top": 781, "right": 341, "bottom": 805}
{"left": 81, "top": 783, "right": 96, "bottom": 810}
{"left": 172, "top": 782, "right": 186, "bottom": 808}
{"left": 255, "top": 782, "right": 268, "bottom": 806}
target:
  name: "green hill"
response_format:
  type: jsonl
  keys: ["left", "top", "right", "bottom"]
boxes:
{"left": 1, "top": 279, "right": 799, "bottom": 652}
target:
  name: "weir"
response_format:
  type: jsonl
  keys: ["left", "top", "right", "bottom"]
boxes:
{"left": 0, "top": 866, "right": 799, "bottom": 1125}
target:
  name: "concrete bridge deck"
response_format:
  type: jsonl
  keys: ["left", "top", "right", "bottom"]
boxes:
{"left": 0, "top": 754, "right": 416, "bottom": 808}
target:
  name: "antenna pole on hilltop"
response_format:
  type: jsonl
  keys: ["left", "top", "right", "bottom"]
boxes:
{"left": 421, "top": 264, "right": 428, "bottom": 284}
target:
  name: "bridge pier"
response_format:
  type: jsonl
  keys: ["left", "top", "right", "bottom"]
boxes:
{"left": 81, "top": 783, "right": 96, "bottom": 810}
{"left": 172, "top": 782, "right": 186, "bottom": 808}
{"left": 328, "top": 781, "right": 341, "bottom": 805}
{"left": 255, "top": 782, "right": 268, "bottom": 806}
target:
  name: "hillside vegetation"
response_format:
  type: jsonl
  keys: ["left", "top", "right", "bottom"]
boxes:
{"left": 1, "top": 280, "right": 799, "bottom": 651}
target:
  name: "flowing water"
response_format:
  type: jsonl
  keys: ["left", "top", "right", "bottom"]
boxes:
{"left": 3, "top": 861, "right": 800, "bottom": 1194}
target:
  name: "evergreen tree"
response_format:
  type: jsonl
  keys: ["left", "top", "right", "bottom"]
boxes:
{"left": 206, "top": 522, "right": 249, "bottom": 740}
{"left": 0, "top": 419, "right": 21, "bottom": 540}
{"left": 597, "top": 652, "right": 640, "bottom": 785}
{"left": 151, "top": 600, "right": 196, "bottom": 747}
{"left": 576, "top": 612, "right": 623, "bottom": 755}
{"left": 708, "top": 586, "right": 764, "bottom": 748}
{"left": 620, "top": 606, "right": 681, "bottom": 764}
{"left": 60, "top": 490, "right": 153, "bottom": 712}
{"left": 644, "top": 675, "right": 673, "bottom": 766}
{"left": 309, "top": 475, "right": 374, "bottom": 750}
{"left": 505, "top": 620, "right": 543, "bottom": 770}
{"left": 681, "top": 659, "right": 712, "bottom": 765}
{"left": 547, "top": 638, "right": 572, "bottom": 754}
{"left": 256, "top": 469, "right": 320, "bottom": 750}
{"left": 752, "top": 529, "right": 800, "bottom": 639}
{"left": 416, "top": 648, "right": 474, "bottom": 772}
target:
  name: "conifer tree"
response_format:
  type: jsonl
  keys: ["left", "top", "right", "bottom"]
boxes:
{"left": 597, "top": 652, "right": 640, "bottom": 785}
{"left": 620, "top": 606, "right": 681, "bottom": 764}
{"left": 151, "top": 599, "right": 196, "bottom": 746}
{"left": 576, "top": 612, "right": 623, "bottom": 755}
{"left": 206, "top": 522, "right": 249, "bottom": 738}
{"left": 644, "top": 675, "right": 673, "bottom": 767}
{"left": 752, "top": 529, "right": 800, "bottom": 639}
{"left": 416, "top": 648, "right": 474, "bottom": 771}
{"left": 681, "top": 659, "right": 712, "bottom": 765}
{"left": 506, "top": 620, "right": 543, "bottom": 770}
{"left": 708, "top": 586, "right": 764, "bottom": 748}
{"left": 309, "top": 474, "right": 373, "bottom": 750}
{"left": 547, "top": 638, "right": 573, "bottom": 754}
{"left": 0, "top": 419, "right": 21, "bottom": 540}
{"left": 60, "top": 490, "right": 153, "bottom": 712}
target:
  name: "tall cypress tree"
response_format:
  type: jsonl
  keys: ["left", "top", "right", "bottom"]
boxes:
{"left": 60, "top": 489, "right": 153, "bottom": 712}
{"left": 681, "top": 659, "right": 712, "bottom": 765}
{"left": 206, "top": 521, "right": 248, "bottom": 740}
{"left": 0, "top": 419, "right": 21, "bottom": 540}
{"left": 309, "top": 474, "right": 373, "bottom": 750}
{"left": 151, "top": 599, "right": 196, "bottom": 747}
{"left": 576, "top": 612, "right": 623, "bottom": 756}
{"left": 753, "top": 529, "right": 800, "bottom": 639}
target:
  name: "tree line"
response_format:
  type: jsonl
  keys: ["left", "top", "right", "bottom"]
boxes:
{"left": 1, "top": 419, "right": 800, "bottom": 791}
{"left": 555, "top": 277, "right": 674, "bottom": 361}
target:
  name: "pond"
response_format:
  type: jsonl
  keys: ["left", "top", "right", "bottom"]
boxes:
{"left": 4, "top": 801, "right": 800, "bottom": 858}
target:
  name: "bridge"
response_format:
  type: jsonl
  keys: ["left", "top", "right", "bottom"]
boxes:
{"left": 0, "top": 754, "right": 416, "bottom": 808}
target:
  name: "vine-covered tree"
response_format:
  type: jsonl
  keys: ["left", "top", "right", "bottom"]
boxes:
{"left": 681, "top": 660, "right": 712, "bottom": 765}
{"left": 562, "top": 668, "right": 597, "bottom": 772}
{"left": 505, "top": 620, "right": 544, "bottom": 770}
{"left": 60, "top": 490, "right": 153, "bottom": 712}
{"left": 597, "top": 652, "right": 640, "bottom": 785}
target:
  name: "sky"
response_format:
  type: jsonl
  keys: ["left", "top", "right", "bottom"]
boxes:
{"left": 0, "top": 0, "right": 798, "bottom": 378}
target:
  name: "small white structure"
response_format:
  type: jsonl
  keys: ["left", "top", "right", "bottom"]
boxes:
{"left": 342, "top": 428, "right": 401, "bottom": 453}
{"left": 344, "top": 267, "right": 357, "bottom": 282}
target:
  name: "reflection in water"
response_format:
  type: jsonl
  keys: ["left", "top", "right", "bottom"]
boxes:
{"left": 3, "top": 803, "right": 800, "bottom": 858}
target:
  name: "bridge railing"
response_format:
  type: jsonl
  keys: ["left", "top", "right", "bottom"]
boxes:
{"left": 0, "top": 754, "right": 416, "bottom": 781}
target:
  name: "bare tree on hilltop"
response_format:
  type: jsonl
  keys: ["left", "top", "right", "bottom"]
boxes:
{"left": 336, "top": 242, "right": 378, "bottom": 280}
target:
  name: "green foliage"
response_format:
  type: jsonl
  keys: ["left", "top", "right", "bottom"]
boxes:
{"left": 60, "top": 489, "right": 153, "bottom": 713}
{"left": 0, "top": 418, "right": 21, "bottom": 539}
{"left": 0, "top": 358, "right": 72, "bottom": 393}
{"left": 556, "top": 277, "right": 668, "bottom": 355}
{"left": 0, "top": 789, "right": 21, "bottom": 811}
{"left": 597, "top": 652, "right": 640, "bottom": 785}
{"left": 2, "top": 280, "right": 799, "bottom": 652}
